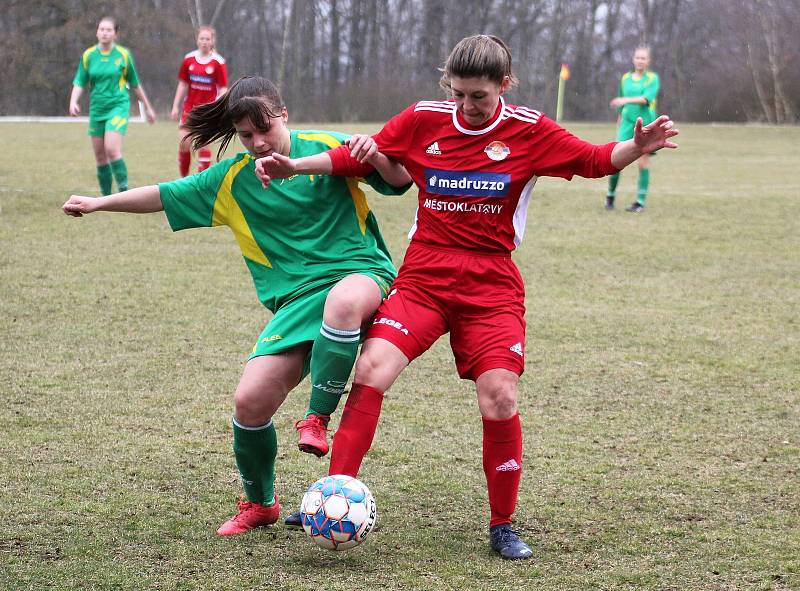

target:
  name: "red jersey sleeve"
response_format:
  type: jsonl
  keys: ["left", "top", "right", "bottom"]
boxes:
{"left": 178, "top": 56, "right": 190, "bottom": 83}
{"left": 371, "top": 104, "right": 417, "bottom": 161}
{"left": 530, "top": 116, "right": 618, "bottom": 179}
{"left": 328, "top": 146, "right": 376, "bottom": 177}
{"left": 329, "top": 105, "right": 416, "bottom": 177}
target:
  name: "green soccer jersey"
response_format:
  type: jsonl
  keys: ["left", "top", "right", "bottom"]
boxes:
{"left": 159, "top": 130, "right": 406, "bottom": 313}
{"left": 73, "top": 44, "right": 140, "bottom": 117}
{"left": 617, "top": 70, "right": 660, "bottom": 125}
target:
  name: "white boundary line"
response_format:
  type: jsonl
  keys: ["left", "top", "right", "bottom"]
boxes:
{"left": 0, "top": 102, "right": 146, "bottom": 123}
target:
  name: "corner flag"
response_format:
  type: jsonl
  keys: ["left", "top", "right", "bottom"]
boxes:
{"left": 556, "top": 63, "right": 570, "bottom": 122}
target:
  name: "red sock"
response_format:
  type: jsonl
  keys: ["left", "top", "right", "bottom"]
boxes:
{"left": 197, "top": 147, "right": 212, "bottom": 172}
{"left": 329, "top": 383, "right": 384, "bottom": 477}
{"left": 482, "top": 413, "right": 523, "bottom": 527}
{"left": 178, "top": 150, "right": 191, "bottom": 177}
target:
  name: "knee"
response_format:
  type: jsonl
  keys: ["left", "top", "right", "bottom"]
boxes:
{"left": 353, "top": 348, "right": 394, "bottom": 388}
{"left": 479, "top": 379, "right": 518, "bottom": 419}
{"left": 106, "top": 148, "right": 122, "bottom": 161}
{"left": 353, "top": 351, "right": 379, "bottom": 384}
{"left": 233, "top": 380, "right": 286, "bottom": 426}
{"left": 324, "top": 293, "right": 363, "bottom": 327}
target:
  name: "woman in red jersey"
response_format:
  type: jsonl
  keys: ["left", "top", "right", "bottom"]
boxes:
{"left": 255, "top": 34, "right": 678, "bottom": 560}
{"left": 170, "top": 26, "right": 228, "bottom": 175}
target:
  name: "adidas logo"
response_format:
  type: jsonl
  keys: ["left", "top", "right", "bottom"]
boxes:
{"left": 509, "top": 342, "right": 523, "bottom": 356}
{"left": 496, "top": 459, "right": 521, "bottom": 472}
{"left": 425, "top": 141, "right": 442, "bottom": 155}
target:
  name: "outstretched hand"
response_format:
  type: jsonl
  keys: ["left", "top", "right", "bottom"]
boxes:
{"left": 634, "top": 115, "right": 679, "bottom": 153}
{"left": 254, "top": 153, "right": 296, "bottom": 189}
{"left": 63, "top": 195, "right": 97, "bottom": 217}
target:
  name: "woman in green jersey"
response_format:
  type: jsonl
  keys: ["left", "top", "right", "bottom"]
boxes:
{"left": 69, "top": 16, "right": 157, "bottom": 196}
{"left": 606, "top": 46, "right": 661, "bottom": 212}
{"left": 62, "top": 76, "right": 411, "bottom": 536}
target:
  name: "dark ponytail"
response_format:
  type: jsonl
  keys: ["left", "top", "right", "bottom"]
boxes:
{"left": 184, "top": 76, "right": 285, "bottom": 159}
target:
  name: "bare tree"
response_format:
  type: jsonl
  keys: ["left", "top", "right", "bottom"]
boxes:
{"left": 4, "top": 0, "right": 798, "bottom": 123}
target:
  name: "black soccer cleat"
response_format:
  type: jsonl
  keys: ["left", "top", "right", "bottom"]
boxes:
{"left": 605, "top": 195, "right": 615, "bottom": 210}
{"left": 625, "top": 202, "right": 644, "bottom": 213}
{"left": 489, "top": 524, "right": 534, "bottom": 560}
{"left": 285, "top": 511, "right": 303, "bottom": 529}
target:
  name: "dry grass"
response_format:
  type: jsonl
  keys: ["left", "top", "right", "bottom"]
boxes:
{"left": 1, "top": 120, "right": 798, "bottom": 590}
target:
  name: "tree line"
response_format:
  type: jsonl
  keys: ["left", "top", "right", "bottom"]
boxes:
{"left": 2, "top": 0, "right": 798, "bottom": 123}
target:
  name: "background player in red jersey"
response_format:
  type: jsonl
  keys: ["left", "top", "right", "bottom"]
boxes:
{"left": 256, "top": 34, "right": 678, "bottom": 560}
{"left": 170, "top": 26, "right": 228, "bottom": 176}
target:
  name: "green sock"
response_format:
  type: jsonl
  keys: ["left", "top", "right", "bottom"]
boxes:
{"left": 110, "top": 158, "right": 128, "bottom": 192}
{"left": 96, "top": 164, "right": 113, "bottom": 195}
{"left": 637, "top": 169, "right": 650, "bottom": 204}
{"left": 307, "top": 322, "right": 360, "bottom": 417}
{"left": 232, "top": 418, "right": 277, "bottom": 505}
{"left": 607, "top": 172, "right": 620, "bottom": 198}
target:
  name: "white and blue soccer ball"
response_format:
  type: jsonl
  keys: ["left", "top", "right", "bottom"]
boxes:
{"left": 300, "top": 474, "right": 377, "bottom": 551}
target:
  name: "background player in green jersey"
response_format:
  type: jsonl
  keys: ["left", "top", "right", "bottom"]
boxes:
{"left": 62, "top": 76, "right": 411, "bottom": 536}
{"left": 606, "top": 46, "right": 661, "bottom": 213}
{"left": 69, "top": 17, "right": 157, "bottom": 196}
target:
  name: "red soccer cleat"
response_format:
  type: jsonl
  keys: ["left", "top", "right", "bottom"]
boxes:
{"left": 295, "top": 414, "right": 330, "bottom": 457}
{"left": 216, "top": 497, "right": 281, "bottom": 536}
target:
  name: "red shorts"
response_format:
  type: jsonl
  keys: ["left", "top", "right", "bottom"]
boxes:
{"left": 366, "top": 243, "right": 526, "bottom": 380}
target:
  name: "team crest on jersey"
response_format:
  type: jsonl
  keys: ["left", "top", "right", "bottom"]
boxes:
{"left": 484, "top": 141, "right": 510, "bottom": 161}
{"left": 206, "top": 66, "right": 215, "bottom": 74}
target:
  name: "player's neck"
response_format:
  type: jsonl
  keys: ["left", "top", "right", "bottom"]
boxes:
{"left": 98, "top": 42, "right": 114, "bottom": 52}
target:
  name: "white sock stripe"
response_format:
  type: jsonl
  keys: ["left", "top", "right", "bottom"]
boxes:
{"left": 232, "top": 416, "right": 273, "bottom": 431}
{"left": 321, "top": 322, "right": 360, "bottom": 336}
{"left": 320, "top": 323, "right": 361, "bottom": 342}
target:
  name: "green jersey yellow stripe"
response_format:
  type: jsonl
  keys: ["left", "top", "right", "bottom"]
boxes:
{"left": 212, "top": 155, "right": 272, "bottom": 267}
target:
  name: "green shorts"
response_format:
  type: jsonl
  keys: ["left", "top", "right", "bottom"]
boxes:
{"left": 617, "top": 118, "right": 657, "bottom": 156}
{"left": 88, "top": 105, "right": 130, "bottom": 137}
{"left": 249, "top": 272, "right": 393, "bottom": 380}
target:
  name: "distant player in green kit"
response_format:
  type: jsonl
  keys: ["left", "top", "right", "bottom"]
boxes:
{"left": 69, "top": 16, "right": 157, "bottom": 195}
{"left": 606, "top": 46, "right": 660, "bottom": 212}
{"left": 62, "top": 76, "right": 412, "bottom": 536}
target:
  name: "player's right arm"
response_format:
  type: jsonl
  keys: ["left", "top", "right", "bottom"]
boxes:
{"left": 71, "top": 49, "right": 90, "bottom": 116}
{"left": 171, "top": 80, "right": 189, "bottom": 120}
{"left": 63, "top": 186, "right": 163, "bottom": 217}
{"left": 255, "top": 146, "right": 410, "bottom": 191}
{"left": 69, "top": 86, "right": 83, "bottom": 116}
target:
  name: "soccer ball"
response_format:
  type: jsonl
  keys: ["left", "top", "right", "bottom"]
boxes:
{"left": 300, "top": 474, "right": 377, "bottom": 551}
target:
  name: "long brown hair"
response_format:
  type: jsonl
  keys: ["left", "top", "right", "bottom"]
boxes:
{"left": 439, "top": 35, "right": 519, "bottom": 93}
{"left": 184, "top": 76, "right": 284, "bottom": 158}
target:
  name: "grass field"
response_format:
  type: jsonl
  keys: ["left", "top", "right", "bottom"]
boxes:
{"left": 1, "top": 120, "right": 798, "bottom": 591}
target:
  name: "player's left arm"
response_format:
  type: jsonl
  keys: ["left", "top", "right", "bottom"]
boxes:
{"left": 218, "top": 61, "right": 229, "bottom": 97}
{"left": 642, "top": 73, "right": 660, "bottom": 107}
{"left": 611, "top": 115, "right": 678, "bottom": 169}
{"left": 126, "top": 52, "right": 156, "bottom": 124}
{"left": 132, "top": 85, "right": 157, "bottom": 124}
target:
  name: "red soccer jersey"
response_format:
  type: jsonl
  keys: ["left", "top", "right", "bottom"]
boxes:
{"left": 178, "top": 50, "right": 228, "bottom": 112}
{"left": 330, "top": 97, "right": 618, "bottom": 254}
